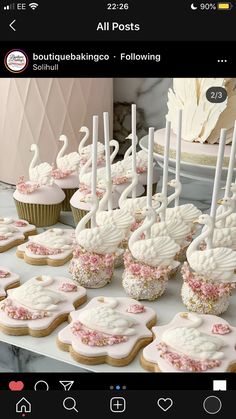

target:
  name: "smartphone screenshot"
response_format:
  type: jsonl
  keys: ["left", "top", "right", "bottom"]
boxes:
{"left": 0, "top": 0, "right": 235, "bottom": 417}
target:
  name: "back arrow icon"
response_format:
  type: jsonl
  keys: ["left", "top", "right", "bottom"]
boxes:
{"left": 9, "top": 19, "right": 16, "bottom": 31}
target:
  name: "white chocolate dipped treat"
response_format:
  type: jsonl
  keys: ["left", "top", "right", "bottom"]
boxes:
{"left": 57, "top": 296, "right": 156, "bottom": 366}
{"left": 186, "top": 214, "right": 236, "bottom": 283}
{"left": 129, "top": 207, "right": 180, "bottom": 269}
{"left": 166, "top": 179, "right": 202, "bottom": 227}
{"left": 16, "top": 228, "right": 75, "bottom": 266}
{"left": 0, "top": 267, "right": 20, "bottom": 300}
{"left": 75, "top": 197, "right": 123, "bottom": 255}
{"left": 0, "top": 275, "right": 87, "bottom": 336}
{"left": 142, "top": 312, "right": 236, "bottom": 372}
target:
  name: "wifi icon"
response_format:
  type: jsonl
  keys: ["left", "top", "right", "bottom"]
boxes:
{"left": 29, "top": 2, "right": 39, "bottom": 10}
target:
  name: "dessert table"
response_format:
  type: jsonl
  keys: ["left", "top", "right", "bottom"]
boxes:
{"left": 0, "top": 184, "right": 236, "bottom": 372}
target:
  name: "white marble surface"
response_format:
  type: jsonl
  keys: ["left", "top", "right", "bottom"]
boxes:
{"left": 0, "top": 184, "right": 236, "bottom": 373}
{"left": 114, "top": 78, "right": 172, "bottom": 129}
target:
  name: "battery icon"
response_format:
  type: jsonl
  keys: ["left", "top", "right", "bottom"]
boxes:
{"left": 217, "top": 2, "right": 233, "bottom": 9}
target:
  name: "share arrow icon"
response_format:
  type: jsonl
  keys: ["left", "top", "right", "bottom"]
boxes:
{"left": 59, "top": 381, "right": 74, "bottom": 391}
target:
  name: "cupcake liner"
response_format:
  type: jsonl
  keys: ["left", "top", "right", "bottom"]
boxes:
{"left": 71, "top": 205, "right": 91, "bottom": 228}
{"left": 14, "top": 199, "right": 61, "bottom": 227}
{"left": 61, "top": 188, "right": 78, "bottom": 211}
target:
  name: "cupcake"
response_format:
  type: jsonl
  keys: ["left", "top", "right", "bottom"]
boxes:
{"left": 52, "top": 135, "right": 80, "bottom": 211}
{"left": 13, "top": 144, "right": 65, "bottom": 227}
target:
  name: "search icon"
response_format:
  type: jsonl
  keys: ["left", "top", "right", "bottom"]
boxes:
{"left": 63, "top": 397, "right": 78, "bottom": 413}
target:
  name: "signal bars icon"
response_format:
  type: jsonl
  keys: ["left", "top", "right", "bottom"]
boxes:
{"left": 3, "top": 3, "right": 15, "bottom": 10}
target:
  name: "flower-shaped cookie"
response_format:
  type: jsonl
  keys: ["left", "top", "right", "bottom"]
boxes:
{"left": 16, "top": 228, "right": 75, "bottom": 266}
{"left": 0, "top": 275, "right": 87, "bottom": 337}
{"left": 0, "top": 217, "right": 36, "bottom": 253}
{"left": 141, "top": 312, "right": 236, "bottom": 372}
{"left": 57, "top": 296, "right": 157, "bottom": 367}
{"left": 0, "top": 267, "right": 20, "bottom": 301}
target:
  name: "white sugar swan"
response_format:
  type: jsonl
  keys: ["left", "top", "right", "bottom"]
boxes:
{"left": 96, "top": 182, "right": 134, "bottom": 236}
{"left": 78, "top": 126, "right": 105, "bottom": 159}
{"left": 166, "top": 179, "right": 202, "bottom": 227}
{"left": 29, "top": 144, "right": 53, "bottom": 185}
{"left": 128, "top": 207, "right": 180, "bottom": 267}
{"left": 162, "top": 313, "right": 224, "bottom": 360}
{"left": 11, "top": 275, "right": 65, "bottom": 311}
{"left": 75, "top": 196, "right": 123, "bottom": 254}
{"left": 150, "top": 193, "right": 191, "bottom": 246}
{"left": 118, "top": 173, "right": 159, "bottom": 218}
{"left": 78, "top": 296, "right": 137, "bottom": 336}
{"left": 56, "top": 135, "right": 80, "bottom": 172}
{"left": 79, "top": 139, "right": 120, "bottom": 187}
{"left": 186, "top": 214, "right": 236, "bottom": 282}
{"left": 216, "top": 184, "right": 236, "bottom": 228}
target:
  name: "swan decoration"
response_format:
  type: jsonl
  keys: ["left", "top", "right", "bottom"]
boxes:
{"left": 29, "top": 144, "right": 53, "bottom": 186}
{"left": 30, "top": 228, "right": 73, "bottom": 250}
{"left": 77, "top": 297, "right": 137, "bottom": 336}
{"left": 216, "top": 184, "right": 236, "bottom": 228}
{"left": 128, "top": 207, "right": 180, "bottom": 268}
{"left": 0, "top": 225, "right": 19, "bottom": 238}
{"left": 186, "top": 214, "right": 236, "bottom": 282}
{"left": 166, "top": 179, "right": 202, "bottom": 227}
{"left": 161, "top": 312, "right": 224, "bottom": 361}
{"left": 204, "top": 198, "right": 236, "bottom": 250}
{"left": 79, "top": 139, "right": 121, "bottom": 189}
{"left": 150, "top": 193, "right": 191, "bottom": 246}
{"left": 119, "top": 173, "right": 160, "bottom": 219}
{"left": 96, "top": 182, "right": 135, "bottom": 237}
{"left": 78, "top": 126, "right": 105, "bottom": 162}
{"left": 10, "top": 276, "right": 65, "bottom": 311}
{"left": 75, "top": 196, "right": 123, "bottom": 254}
{"left": 55, "top": 135, "right": 80, "bottom": 173}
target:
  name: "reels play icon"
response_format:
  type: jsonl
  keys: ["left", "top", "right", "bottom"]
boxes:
{"left": 4, "top": 50, "right": 29, "bottom": 73}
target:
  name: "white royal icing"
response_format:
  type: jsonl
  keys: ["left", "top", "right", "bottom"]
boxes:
{"left": 10, "top": 276, "right": 66, "bottom": 311}
{"left": 30, "top": 228, "right": 73, "bottom": 250}
{"left": 78, "top": 299, "right": 138, "bottom": 336}
{"left": 162, "top": 314, "right": 225, "bottom": 361}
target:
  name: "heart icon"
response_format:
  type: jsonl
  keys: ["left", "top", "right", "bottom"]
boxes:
{"left": 8, "top": 381, "right": 24, "bottom": 391}
{"left": 157, "top": 398, "right": 173, "bottom": 412}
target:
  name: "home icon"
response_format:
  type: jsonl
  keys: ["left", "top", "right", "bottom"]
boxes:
{"left": 16, "top": 397, "right": 31, "bottom": 414}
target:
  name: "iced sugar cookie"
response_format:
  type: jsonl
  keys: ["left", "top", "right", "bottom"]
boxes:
{"left": 141, "top": 312, "right": 236, "bottom": 372}
{"left": 57, "top": 296, "right": 157, "bottom": 366}
{"left": 0, "top": 275, "right": 87, "bottom": 337}
{"left": 0, "top": 217, "right": 36, "bottom": 253}
{"left": 16, "top": 228, "right": 75, "bottom": 266}
{"left": 0, "top": 267, "right": 20, "bottom": 301}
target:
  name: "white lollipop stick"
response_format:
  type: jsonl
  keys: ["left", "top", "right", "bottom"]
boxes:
{"left": 161, "top": 120, "right": 171, "bottom": 221}
{"left": 131, "top": 104, "right": 137, "bottom": 198}
{"left": 103, "top": 112, "right": 113, "bottom": 211}
{"left": 208, "top": 128, "right": 227, "bottom": 248}
{"left": 146, "top": 127, "right": 154, "bottom": 238}
{"left": 91, "top": 115, "right": 98, "bottom": 228}
{"left": 224, "top": 120, "right": 236, "bottom": 198}
{"left": 175, "top": 109, "right": 182, "bottom": 207}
